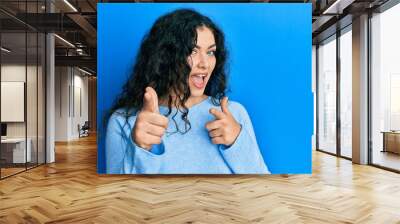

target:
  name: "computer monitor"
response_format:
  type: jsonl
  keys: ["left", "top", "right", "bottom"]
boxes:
{"left": 1, "top": 123, "right": 7, "bottom": 137}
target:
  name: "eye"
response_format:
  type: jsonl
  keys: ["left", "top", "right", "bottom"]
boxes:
{"left": 191, "top": 49, "right": 198, "bottom": 55}
{"left": 207, "top": 50, "right": 216, "bottom": 56}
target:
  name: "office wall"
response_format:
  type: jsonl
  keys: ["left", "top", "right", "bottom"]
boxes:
{"left": 1, "top": 64, "right": 41, "bottom": 139}
{"left": 88, "top": 77, "right": 97, "bottom": 132}
{"left": 54, "top": 67, "right": 89, "bottom": 141}
{"left": 55, "top": 67, "right": 69, "bottom": 141}
{"left": 1, "top": 62, "right": 45, "bottom": 169}
{"left": 1, "top": 82, "right": 24, "bottom": 122}
{"left": 73, "top": 72, "right": 89, "bottom": 138}
{"left": 0, "top": 4, "right": 47, "bottom": 178}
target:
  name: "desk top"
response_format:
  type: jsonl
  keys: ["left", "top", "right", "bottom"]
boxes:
{"left": 1, "top": 138, "right": 28, "bottom": 143}
{"left": 381, "top": 131, "right": 400, "bottom": 134}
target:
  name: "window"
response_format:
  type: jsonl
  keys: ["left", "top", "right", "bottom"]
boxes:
{"left": 339, "top": 27, "right": 352, "bottom": 158}
{"left": 317, "top": 35, "right": 337, "bottom": 154}
{"left": 371, "top": 2, "right": 400, "bottom": 171}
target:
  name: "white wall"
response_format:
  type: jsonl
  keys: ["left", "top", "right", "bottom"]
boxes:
{"left": 55, "top": 66, "right": 69, "bottom": 141}
{"left": 1, "top": 65, "right": 38, "bottom": 137}
{"left": 1, "top": 63, "right": 46, "bottom": 164}
{"left": 312, "top": 45, "right": 316, "bottom": 150}
{"left": 1, "top": 64, "right": 25, "bottom": 81}
{"left": 1, "top": 65, "right": 25, "bottom": 130}
{"left": 55, "top": 66, "right": 89, "bottom": 141}
{"left": 71, "top": 71, "right": 89, "bottom": 139}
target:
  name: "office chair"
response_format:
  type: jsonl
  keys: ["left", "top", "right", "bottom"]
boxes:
{"left": 78, "top": 121, "right": 90, "bottom": 138}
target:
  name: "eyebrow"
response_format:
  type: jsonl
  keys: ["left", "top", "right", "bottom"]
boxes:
{"left": 195, "top": 44, "right": 216, "bottom": 49}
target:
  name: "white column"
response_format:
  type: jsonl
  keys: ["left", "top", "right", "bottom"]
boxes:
{"left": 46, "top": 33, "right": 55, "bottom": 163}
{"left": 352, "top": 14, "right": 369, "bottom": 164}
{"left": 46, "top": 1, "right": 55, "bottom": 163}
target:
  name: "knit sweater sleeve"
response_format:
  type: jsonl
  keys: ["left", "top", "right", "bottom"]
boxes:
{"left": 105, "top": 110, "right": 164, "bottom": 174}
{"left": 218, "top": 102, "right": 270, "bottom": 174}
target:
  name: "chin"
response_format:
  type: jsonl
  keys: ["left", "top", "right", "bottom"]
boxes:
{"left": 190, "top": 89, "right": 205, "bottom": 97}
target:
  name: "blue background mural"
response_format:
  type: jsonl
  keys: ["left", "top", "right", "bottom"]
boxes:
{"left": 97, "top": 3, "right": 312, "bottom": 174}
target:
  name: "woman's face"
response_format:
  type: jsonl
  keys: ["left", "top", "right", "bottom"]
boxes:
{"left": 187, "top": 26, "right": 217, "bottom": 98}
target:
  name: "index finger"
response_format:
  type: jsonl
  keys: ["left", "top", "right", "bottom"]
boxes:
{"left": 205, "top": 120, "right": 223, "bottom": 131}
{"left": 209, "top": 108, "right": 225, "bottom": 120}
{"left": 147, "top": 113, "right": 169, "bottom": 128}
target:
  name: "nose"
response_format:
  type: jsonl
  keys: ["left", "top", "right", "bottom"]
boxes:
{"left": 197, "top": 52, "right": 209, "bottom": 70}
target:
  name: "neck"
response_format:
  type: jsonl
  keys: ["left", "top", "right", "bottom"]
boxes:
{"left": 159, "top": 95, "right": 208, "bottom": 108}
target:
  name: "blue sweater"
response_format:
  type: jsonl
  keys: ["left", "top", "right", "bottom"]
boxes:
{"left": 105, "top": 97, "right": 269, "bottom": 174}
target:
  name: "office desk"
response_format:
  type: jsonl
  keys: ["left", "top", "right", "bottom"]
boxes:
{"left": 382, "top": 131, "right": 400, "bottom": 154}
{"left": 1, "top": 138, "right": 32, "bottom": 163}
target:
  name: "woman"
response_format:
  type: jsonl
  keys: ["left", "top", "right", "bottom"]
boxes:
{"left": 106, "top": 9, "right": 269, "bottom": 174}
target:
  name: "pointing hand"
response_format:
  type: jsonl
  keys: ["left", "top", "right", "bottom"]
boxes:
{"left": 205, "top": 97, "right": 241, "bottom": 146}
{"left": 132, "top": 87, "right": 169, "bottom": 150}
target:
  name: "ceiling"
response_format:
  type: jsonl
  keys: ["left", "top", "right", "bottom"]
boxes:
{"left": 1, "top": 0, "right": 97, "bottom": 74}
{"left": 311, "top": 0, "right": 391, "bottom": 43}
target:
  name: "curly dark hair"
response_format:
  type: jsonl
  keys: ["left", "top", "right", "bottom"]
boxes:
{"left": 108, "top": 8, "right": 228, "bottom": 134}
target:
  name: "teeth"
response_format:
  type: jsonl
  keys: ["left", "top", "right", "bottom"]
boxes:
{"left": 193, "top": 74, "right": 206, "bottom": 79}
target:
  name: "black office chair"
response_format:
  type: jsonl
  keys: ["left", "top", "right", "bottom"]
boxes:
{"left": 78, "top": 121, "right": 90, "bottom": 138}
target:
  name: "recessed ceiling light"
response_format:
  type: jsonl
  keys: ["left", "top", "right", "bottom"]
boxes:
{"left": 1, "top": 47, "right": 11, "bottom": 53}
{"left": 77, "top": 67, "right": 93, "bottom": 76}
{"left": 322, "top": 0, "right": 354, "bottom": 15}
{"left": 63, "top": 0, "right": 78, "bottom": 12}
{"left": 54, "top": 34, "right": 75, "bottom": 48}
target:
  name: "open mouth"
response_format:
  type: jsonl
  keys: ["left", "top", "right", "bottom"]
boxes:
{"left": 190, "top": 73, "right": 207, "bottom": 89}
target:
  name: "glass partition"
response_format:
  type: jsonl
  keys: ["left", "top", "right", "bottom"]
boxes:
{"left": 0, "top": 1, "right": 46, "bottom": 179}
{"left": 27, "top": 30, "right": 38, "bottom": 169}
{"left": 38, "top": 32, "right": 45, "bottom": 165}
{"left": 1, "top": 30, "right": 28, "bottom": 177}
